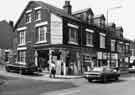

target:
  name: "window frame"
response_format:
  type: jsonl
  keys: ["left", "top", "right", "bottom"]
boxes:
{"left": 36, "top": 25, "right": 47, "bottom": 43}
{"left": 18, "top": 50, "right": 26, "bottom": 63}
{"left": 25, "top": 12, "right": 32, "bottom": 23}
{"left": 99, "top": 33, "right": 106, "bottom": 49}
{"left": 68, "top": 27, "right": 78, "bottom": 45}
{"left": 111, "top": 40, "right": 115, "bottom": 51}
{"left": 35, "top": 9, "right": 41, "bottom": 21}
{"left": 86, "top": 29, "right": 94, "bottom": 47}
{"left": 19, "top": 30, "right": 26, "bottom": 46}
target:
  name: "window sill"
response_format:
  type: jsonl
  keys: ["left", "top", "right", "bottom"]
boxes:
{"left": 34, "top": 19, "right": 41, "bottom": 22}
{"left": 68, "top": 41, "right": 78, "bottom": 45}
{"left": 17, "top": 62, "right": 26, "bottom": 65}
{"left": 86, "top": 44, "right": 94, "bottom": 47}
{"left": 25, "top": 22, "right": 31, "bottom": 24}
{"left": 35, "top": 40, "right": 47, "bottom": 44}
{"left": 100, "top": 47, "right": 105, "bottom": 49}
{"left": 18, "top": 44, "right": 26, "bottom": 46}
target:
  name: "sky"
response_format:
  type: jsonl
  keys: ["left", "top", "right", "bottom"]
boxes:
{"left": 0, "top": 0, "right": 134, "bottom": 40}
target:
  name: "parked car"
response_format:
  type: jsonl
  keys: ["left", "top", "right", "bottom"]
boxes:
{"left": 83, "top": 67, "right": 120, "bottom": 82}
{"left": 129, "top": 66, "right": 135, "bottom": 73}
{"left": 5, "top": 63, "right": 38, "bottom": 74}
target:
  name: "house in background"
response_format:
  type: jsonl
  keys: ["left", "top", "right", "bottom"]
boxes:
{"left": 0, "top": 20, "right": 15, "bottom": 63}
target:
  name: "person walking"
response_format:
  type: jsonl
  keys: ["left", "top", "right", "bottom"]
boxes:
{"left": 50, "top": 61, "right": 56, "bottom": 78}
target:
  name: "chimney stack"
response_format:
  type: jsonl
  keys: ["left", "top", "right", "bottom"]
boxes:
{"left": 63, "top": 1, "right": 72, "bottom": 15}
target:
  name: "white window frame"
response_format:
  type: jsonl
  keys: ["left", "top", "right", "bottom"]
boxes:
{"left": 36, "top": 25, "right": 47, "bottom": 44}
{"left": 86, "top": 29, "right": 94, "bottom": 47}
{"left": 25, "top": 12, "right": 32, "bottom": 24}
{"left": 100, "top": 33, "right": 106, "bottom": 49}
{"left": 111, "top": 40, "right": 115, "bottom": 51}
{"left": 68, "top": 23, "right": 79, "bottom": 29}
{"left": 18, "top": 50, "right": 26, "bottom": 64}
{"left": 34, "top": 8, "right": 41, "bottom": 21}
{"left": 68, "top": 27, "right": 78, "bottom": 45}
{"left": 18, "top": 30, "right": 26, "bottom": 46}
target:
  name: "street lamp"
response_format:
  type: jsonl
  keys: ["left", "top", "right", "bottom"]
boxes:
{"left": 106, "top": 6, "right": 122, "bottom": 26}
{"left": 106, "top": 6, "right": 122, "bottom": 68}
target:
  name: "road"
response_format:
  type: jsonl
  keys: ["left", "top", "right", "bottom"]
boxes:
{"left": 0, "top": 75, "right": 77, "bottom": 95}
{"left": 46, "top": 76, "right": 135, "bottom": 95}
{"left": 1, "top": 64, "right": 135, "bottom": 95}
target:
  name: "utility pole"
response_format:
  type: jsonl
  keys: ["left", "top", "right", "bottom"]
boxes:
{"left": 106, "top": 6, "right": 122, "bottom": 68}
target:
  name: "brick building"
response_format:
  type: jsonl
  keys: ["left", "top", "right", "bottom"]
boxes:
{"left": 14, "top": 1, "right": 130, "bottom": 75}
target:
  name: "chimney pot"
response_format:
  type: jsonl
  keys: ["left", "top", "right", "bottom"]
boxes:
{"left": 63, "top": 1, "right": 72, "bottom": 15}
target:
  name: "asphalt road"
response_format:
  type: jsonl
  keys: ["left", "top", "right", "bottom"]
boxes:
{"left": 47, "top": 76, "right": 135, "bottom": 95}
{"left": 1, "top": 64, "right": 135, "bottom": 95}
{"left": 0, "top": 75, "right": 77, "bottom": 95}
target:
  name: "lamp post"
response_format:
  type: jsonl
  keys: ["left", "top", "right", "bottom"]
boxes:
{"left": 106, "top": 6, "right": 122, "bottom": 68}
{"left": 106, "top": 6, "right": 122, "bottom": 28}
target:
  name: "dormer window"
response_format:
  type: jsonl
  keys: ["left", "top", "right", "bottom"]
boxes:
{"left": 88, "top": 14, "right": 93, "bottom": 24}
{"left": 35, "top": 9, "right": 41, "bottom": 21}
{"left": 25, "top": 13, "right": 32, "bottom": 23}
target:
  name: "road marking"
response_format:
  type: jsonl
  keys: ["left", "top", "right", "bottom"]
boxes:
{"left": 58, "top": 90, "right": 80, "bottom": 95}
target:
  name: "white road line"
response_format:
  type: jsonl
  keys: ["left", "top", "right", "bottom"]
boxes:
{"left": 58, "top": 90, "right": 80, "bottom": 95}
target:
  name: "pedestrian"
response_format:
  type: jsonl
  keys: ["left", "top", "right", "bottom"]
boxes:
{"left": 50, "top": 61, "right": 56, "bottom": 78}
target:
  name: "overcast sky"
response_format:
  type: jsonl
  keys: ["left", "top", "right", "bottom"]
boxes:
{"left": 0, "top": 0, "right": 134, "bottom": 40}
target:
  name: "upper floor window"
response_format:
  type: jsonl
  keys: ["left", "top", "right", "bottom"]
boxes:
{"left": 35, "top": 9, "right": 41, "bottom": 21}
{"left": 25, "top": 13, "right": 32, "bottom": 23}
{"left": 111, "top": 40, "right": 115, "bottom": 51}
{"left": 100, "top": 33, "right": 106, "bottom": 49}
{"left": 19, "top": 30, "right": 26, "bottom": 45}
{"left": 36, "top": 26, "right": 47, "bottom": 42}
{"left": 86, "top": 29, "right": 94, "bottom": 47}
{"left": 117, "top": 42, "right": 123, "bottom": 53}
{"left": 69, "top": 28, "right": 78, "bottom": 44}
{"left": 125, "top": 44, "right": 129, "bottom": 53}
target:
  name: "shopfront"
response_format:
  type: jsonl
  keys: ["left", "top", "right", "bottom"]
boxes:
{"left": 97, "top": 52, "right": 118, "bottom": 68}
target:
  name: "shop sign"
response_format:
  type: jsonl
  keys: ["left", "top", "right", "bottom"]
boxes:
{"left": 51, "top": 13, "right": 63, "bottom": 44}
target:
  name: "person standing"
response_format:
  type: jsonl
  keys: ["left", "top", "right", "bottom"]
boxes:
{"left": 50, "top": 61, "right": 56, "bottom": 78}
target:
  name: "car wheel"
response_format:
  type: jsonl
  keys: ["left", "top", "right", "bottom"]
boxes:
{"left": 115, "top": 77, "right": 119, "bottom": 81}
{"left": 88, "top": 79, "right": 93, "bottom": 82}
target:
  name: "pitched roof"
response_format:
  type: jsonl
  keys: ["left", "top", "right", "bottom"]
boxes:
{"left": 72, "top": 8, "right": 94, "bottom": 15}
{"left": 94, "top": 14, "right": 106, "bottom": 20}
{"left": 116, "top": 26, "right": 123, "bottom": 32}
{"left": 36, "top": 1, "right": 80, "bottom": 21}
{"left": 15, "top": 1, "right": 80, "bottom": 28}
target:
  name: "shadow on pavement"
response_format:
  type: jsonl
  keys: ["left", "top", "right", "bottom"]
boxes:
{"left": 22, "top": 72, "right": 44, "bottom": 76}
{"left": 88, "top": 79, "right": 126, "bottom": 84}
